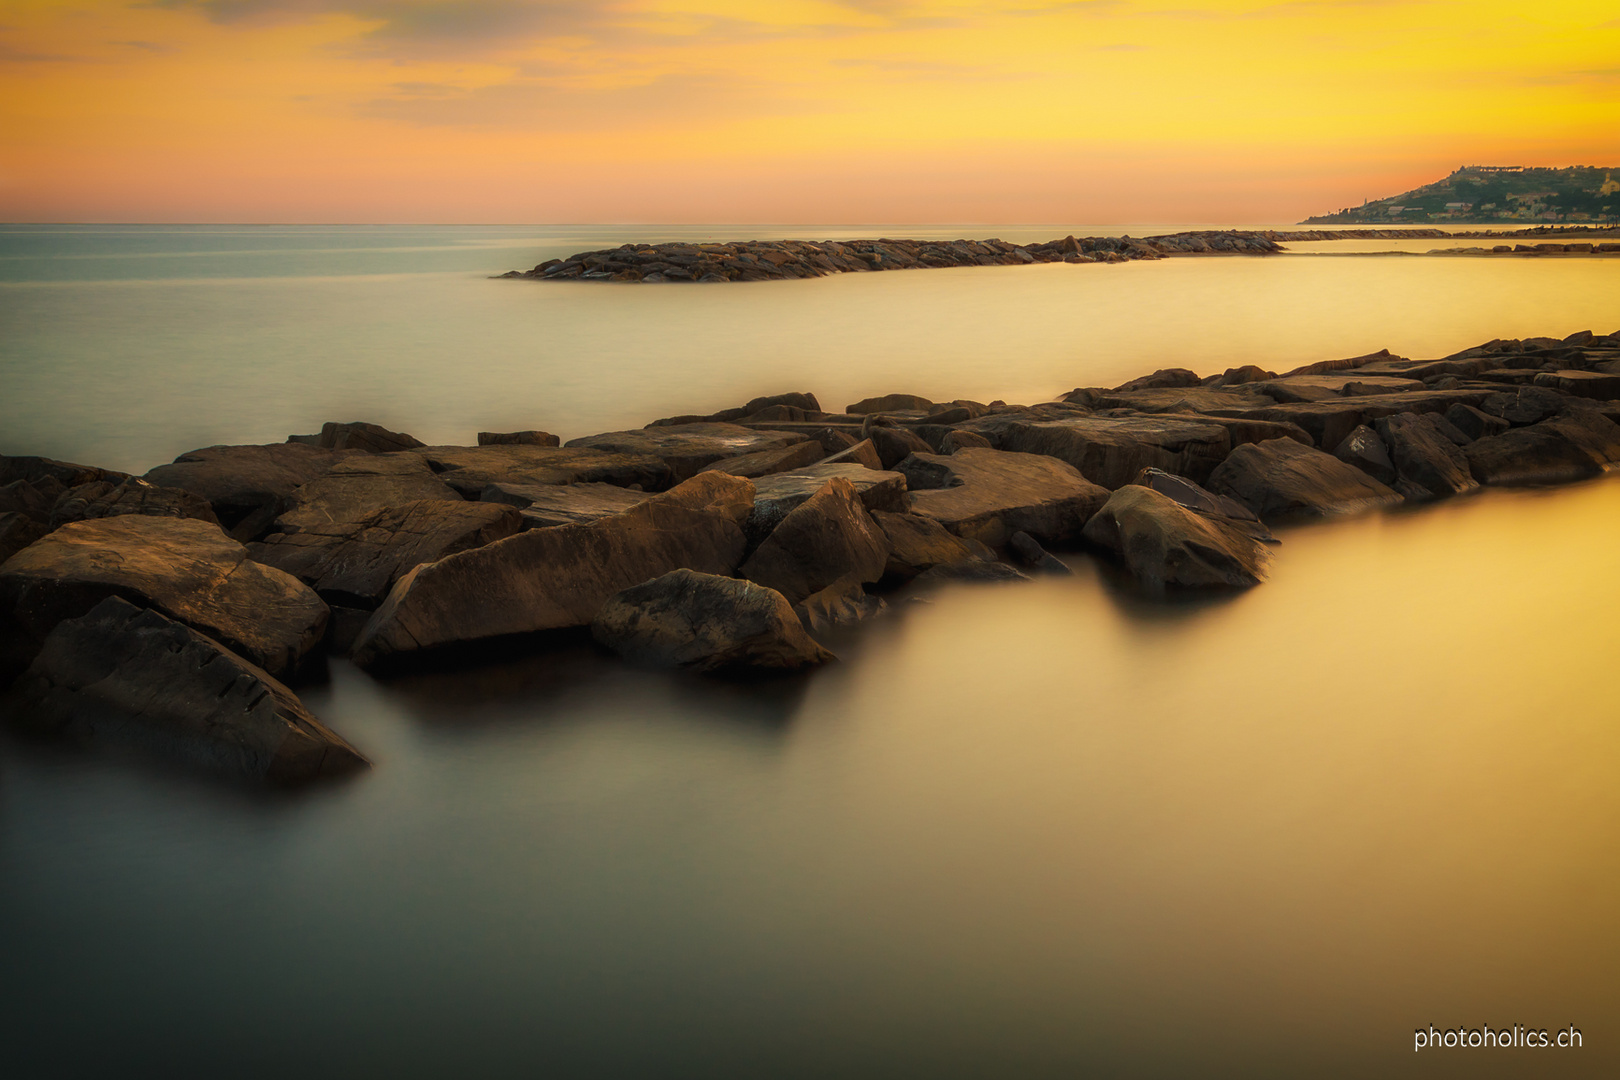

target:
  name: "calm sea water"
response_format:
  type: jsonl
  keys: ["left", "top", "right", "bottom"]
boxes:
{"left": 2, "top": 226, "right": 1618, "bottom": 1078}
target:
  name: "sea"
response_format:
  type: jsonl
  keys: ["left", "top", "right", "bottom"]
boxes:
{"left": 1, "top": 224, "right": 1617, "bottom": 1078}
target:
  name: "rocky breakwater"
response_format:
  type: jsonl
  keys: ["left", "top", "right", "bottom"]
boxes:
{"left": 500, "top": 231, "right": 1285, "bottom": 283}
{"left": 5, "top": 329, "right": 1620, "bottom": 789}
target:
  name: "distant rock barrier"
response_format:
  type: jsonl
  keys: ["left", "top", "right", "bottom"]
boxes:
{"left": 500, "top": 231, "right": 1285, "bottom": 283}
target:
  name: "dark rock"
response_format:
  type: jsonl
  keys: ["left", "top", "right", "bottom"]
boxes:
{"left": 1423, "top": 411, "right": 1473, "bottom": 446}
{"left": 412, "top": 444, "right": 672, "bottom": 495}
{"left": 1465, "top": 411, "right": 1620, "bottom": 486}
{"left": 963, "top": 414, "right": 1238, "bottom": 489}
{"left": 701, "top": 439, "right": 825, "bottom": 479}
{"left": 1007, "top": 532, "right": 1072, "bottom": 574}
{"left": 477, "top": 431, "right": 561, "bottom": 447}
{"left": 1254, "top": 374, "right": 1423, "bottom": 403}
{"left": 740, "top": 477, "right": 890, "bottom": 604}
{"left": 3, "top": 597, "right": 366, "bottom": 784}
{"left": 0, "top": 515, "right": 327, "bottom": 680}
{"left": 1532, "top": 370, "right": 1620, "bottom": 400}
{"left": 564, "top": 423, "right": 809, "bottom": 483}
{"left": 299, "top": 421, "right": 425, "bottom": 454}
{"left": 1279, "top": 348, "right": 1399, "bottom": 378}
{"left": 249, "top": 500, "right": 521, "bottom": 609}
{"left": 1331, "top": 425, "right": 1398, "bottom": 486}
{"left": 1082, "top": 485, "right": 1271, "bottom": 588}
{"left": 1214, "top": 389, "right": 1496, "bottom": 452}
{"left": 273, "top": 453, "right": 460, "bottom": 534}
{"left": 480, "top": 481, "right": 650, "bottom": 529}
{"left": 894, "top": 454, "right": 961, "bottom": 491}
{"left": 1207, "top": 438, "right": 1403, "bottom": 519}
{"left": 793, "top": 574, "right": 887, "bottom": 637}
{"left": 748, "top": 464, "right": 909, "bottom": 544}
{"left": 1113, "top": 368, "right": 1201, "bottom": 392}
{"left": 0, "top": 513, "right": 48, "bottom": 568}
{"left": 817, "top": 438, "right": 884, "bottom": 471}
{"left": 590, "top": 569, "right": 833, "bottom": 675}
{"left": 846, "top": 393, "right": 933, "bottom": 414}
{"left": 940, "top": 429, "right": 994, "bottom": 453}
{"left": 903, "top": 448, "right": 1108, "bottom": 548}
{"left": 912, "top": 560, "right": 1030, "bottom": 586}
{"left": 1481, "top": 386, "right": 1571, "bottom": 426}
{"left": 352, "top": 474, "right": 754, "bottom": 666}
{"left": 1130, "top": 466, "right": 1275, "bottom": 542}
{"left": 0, "top": 479, "right": 58, "bottom": 525}
{"left": 1374, "top": 413, "right": 1479, "bottom": 500}
{"left": 1212, "top": 365, "right": 1277, "bottom": 386}
{"left": 812, "top": 428, "right": 860, "bottom": 455}
{"left": 50, "top": 478, "right": 221, "bottom": 530}
{"left": 870, "top": 510, "right": 982, "bottom": 581}
{"left": 866, "top": 424, "right": 935, "bottom": 469}
{"left": 0, "top": 455, "right": 125, "bottom": 490}
{"left": 145, "top": 442, "right": 359, "bottom": 541}
{"left": 1445, "top": 403, "right": 1511, "bottom": 441}
{"left": 651, "top": 393, "right": 825, "bottom": 427}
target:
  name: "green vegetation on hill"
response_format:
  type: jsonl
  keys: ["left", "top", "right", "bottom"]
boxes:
{"left": 1305, "top": 166, "right": 1620, "bottom": 225}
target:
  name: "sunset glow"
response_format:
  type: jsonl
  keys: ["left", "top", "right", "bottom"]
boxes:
{"left": 3, "top": 0, "right": 1618, "bottom": 222}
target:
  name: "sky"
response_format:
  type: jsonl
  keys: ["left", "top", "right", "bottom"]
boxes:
{"left": 2, "top": 0, "right": 1617, "bottom": 223}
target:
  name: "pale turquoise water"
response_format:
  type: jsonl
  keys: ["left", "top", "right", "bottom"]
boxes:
{"left": 2, "top": 226, "right": 1618, "bottom": 1079}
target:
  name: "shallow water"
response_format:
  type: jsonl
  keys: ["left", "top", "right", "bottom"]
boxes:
{"left": 2, "top": 226, "right": 1618, "bottom": 1078}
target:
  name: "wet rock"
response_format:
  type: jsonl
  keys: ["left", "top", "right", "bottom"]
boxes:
{"left": 940, "top": 429, "right": 993, "bottom": 453}
{"left": 0, "top": 515, "right": 327, "bottom": 680}
{"left": 249, "top": 500, "right": 521, "bottom": 609}
{"left": 846, "top": 393, "right": 933, "bottom": 414}
{"left": 351, "top": 476, "right": 752, "bottom": 666}
{"left": 1007, "top": 531, "right": 1072, "bottom": 574}
{"left": 273, "top": 453, "right": 460, "bottom": 534}
{"left": 480, "top": 481, "right": 651, "bottom": 529}
{"left": 590, "top": 569, "right": 833, "bottom": 675}
{"left": 0, "top": 513, "right": 48, "bottom": 568}
{"left": 1374, "top": 413, "right": 1480, "bottom": 500}
{"left": 477, "top": 430, "right": 561, "bottom": 447}
{"left": 1331, "top": 425, "right": 1398, "bottom": 486}
{"left": 817, "top": 438, "right": 884, "bottom": 471}
{"left": 1207, "top": 438, "right": 1403, "bottom": 519}
{"left": 145, "top": 443, "right": 358, "bottom": 541}
{"left": 412, "top": 444, "right": 672, "bottom": 496}
{"left": 295, "top": 421, "right": 425, "bottom": 454}
{"left": 903, "top": 448, "right": 1110, "bottom": 548}
{"left": 1465, "top": 411, "right": 1620, "bottom": 486}
{"left": 3, "top": 597, "right": 366, "bottom": 784}
{"left": 793, "top": 574, "right": 887, "bottom": 637}
{"left": 565, "top": 423, "right": 809, "bottom": 483}
{"left": 870, "top": 510, "right": 982, "bottom": 581}
{"left": 740, "top": 477, "right": 890, "bottom": 604}
{"left": 747, "top": 464, "right": 909, "bottom": 544}
{"left": 1445, "top": 403, "right": 1511, "bottom": 441}
{"left": 1082, "top": 485, "right": 1271, "bottom": 589}
{"left": 700, "top": 439, "right": 825, "bottom": 479}
{"left": 49, "top": 479, "right": 221, "bottom": 530}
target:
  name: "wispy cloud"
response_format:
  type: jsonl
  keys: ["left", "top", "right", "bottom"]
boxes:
{"left": 0, "top": 41, "right": 76, "bottom": 62}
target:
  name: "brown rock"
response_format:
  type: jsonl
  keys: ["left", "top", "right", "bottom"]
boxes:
{"left": 865, "top": 424, "right": 935, "bottom": 469}
{"left": 1331, "top": 425, "right": 1397, "bottom": 486}
{"left": 748, "top": 464, "right": 909, "bottom": 543}
{"left": 1113, "top": 368, "right": 1201, "bottom": 392}
{"left": 564, "top": 423, "right": 809, "bottom": 483}
{"left": 902, "top": 447, "right": 1107, "bottom": 548}
{"left": 740, "top": 477, "right": 890, "bottom": 604}
{"left": 411, "top": 444, "right": 672, "bottom": 496}
{"left": 793, "top": 574, "right": 887, "bottom": 637}
{"left": 145, "top": 442, "right": 359, "bottom": 541}
{"left": 845, "top": 393, "right": 934, "bottom": 414}
{"left": 940, "top": 429, "right": 994, "bottom": 453}
{"left": 1465, "top": 411, "right": 1620, "bottom": 485}
{"left": 1082, "top": 484, "right": 1271, "bottom": 588}
{"left": 296, "top": 421, "right": 424, "bottom": 454}
{"left": 701, "top": 439, "right": 825, "bottom": 479}
{"left": 50, "top": 478, "right": 221, "bottom": 530}
{"left": 817, "top": 438, "right": 884, "bottom": 471}
{"left": 480, "top": 481, "right": 651, "bottom": 530}
{"left": 1374, "top": 413, "right": 1479, "bottom": 500}
{"left": 0, "top": 513, "right": 48, "bottom": 568}
{"left": 477, "top": 431, "right": 561, "bottom": 447}
{"left": 964, "top": 414, "right": 1236, "bottom": 489}
{"left": 1, "top": 455, "right": 125, "bottom": 490}
{"left": 870, "top": 510, "right": 981, "bottom": 581}
{"left": 273, "top": 453, "right": 460, "bottom": 534}
{"left": 1207, "top": 438, "right": 1403, "bottom": 519}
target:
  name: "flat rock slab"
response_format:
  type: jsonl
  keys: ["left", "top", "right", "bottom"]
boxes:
{"left": 740, "top": 476, "right": 890, "bottom": 604}
{"left": 564, "top": 424, "right": 808, "bottom": 483}
{"left": 412, "top": 444, "right": 672, "bottom": 496}
{"left": 0, "top": 515, "right": 328, "bottom": 680}
{"left": 1083, "top": 485, "right": 1271, "bottom": 589}
{"left": 965, "top": 414, "right": 1236, "bottom": 489}
{"left": 145, "top": 443, "right": 360, "bottom": 540}
{"left": 275, "top": 453, "right": 461, "bottom": 533}
{"left": 747, "top": 463, "right": 908, "bottom": 543}
{"left": 591, "top": 569, "right": 833, "bottom": 675}
{"left": 481, "top": 481, "right": 652, "bottom": 529}
{"left": 1254, "top": 374, "right": 1425, "bottom": 403}
{"left": 700, "top": 439, "right": 824, "bottom": 479}
{"left": 1079, "top": 387, "right": 1268, "bottom": 413}
{"left": 1213, "top": 389, "right": 1498, "bottom": 451}
{"left": 902, "top": 447, "right": 1109, "bottom": 548}
{"left": 1207, "top": 437, "right": 1403, "bottom": 520}
{"left": 352, "top": 479, "right": 751, "bottom": 666}
{"left": 249, "top": 499, "right": 521, "bottom": 609}
{"left": 1532, "top": 370, "right": 1620, "bottom": 400}
{"left": 1465, "top": 411, "right": 1620, "bottom": 485}
{"left": 4, "top": 596, "right": 366, "bottom": 784}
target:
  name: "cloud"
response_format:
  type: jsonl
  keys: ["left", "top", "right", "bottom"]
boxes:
{"left": 0, "top": 42, "right": 76, "bottom": 62}
{"left": 116, "top": 40, "right": 172, "bottom": 51}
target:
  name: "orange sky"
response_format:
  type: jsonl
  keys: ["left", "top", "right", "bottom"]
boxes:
{"left": 2, "top": 0, "right": 1617, "bottom": 222}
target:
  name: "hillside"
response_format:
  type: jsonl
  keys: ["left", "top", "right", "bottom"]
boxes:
{"left": 1304, "top": 166, "right": 1620, "bottom": 225}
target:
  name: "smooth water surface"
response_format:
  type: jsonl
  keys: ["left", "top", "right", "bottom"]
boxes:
{"left": 2, "top": 226, "right": 1618, "bottom": 1078}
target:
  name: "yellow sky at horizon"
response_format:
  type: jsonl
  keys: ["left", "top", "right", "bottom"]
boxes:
{"left": 1, "top": 0, "right": 1617, "bottom": 222}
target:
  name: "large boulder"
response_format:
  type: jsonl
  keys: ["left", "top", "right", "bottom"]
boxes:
{"left": 0, "top": 516, "right": 327, "bottom": 681}
{"left": 1331, "top": 425, "right": 1397, "bottom": 486}
{"left": 1444, "top": 403, "right": 1511, "bottom": 442}
{"left": 351, "top": 474, "right": 754, "bottom": 666}
{"left": 1113, "top": 368, "right": 1201, "bottom": 392}
{"left": 411, "top": 444, "right": 671, "bottom": 496}
{"left": 747, "top": 463, "right": 908, "bottom": 543}
{"left": 590, "top": 569, "right": 833, "bottom": 675}
{"left": 3, "top": 597, "right": 366, "bottom": 784}
{"left": 0, "top": 479, "right": 60, "bottom": 525}
{"left": 1082, "top": 485, "right": 1271, "bottom": 588}
{"left": 1465, "top": 411, "right": 1620, "bottom": 485}
{"left": 480, "top": 481, "right": 651, "bottom": 530}
{"left": 846, "top": 393, "right": 933, "bottom": 414}
{"left": 274, "top": 453, "right": 460, "bottom": 533}
{"left": 700, "top": 439, "right": 825, "bottom": 479}
{"left": 865, "top": 424, "right": 935, "bottom": 469}
{"left": 145, "top": 442, "right": 359, "bottom": 541}
{"left": 0, "top": 513, "right": 48, "bottom": 568}
{"left": 740, "top": 477, "right": 889, "bottom": 604}
{"left": 817, "top": 438, "right": 884, "bottom": 471}
{"left": 1129, "top": 467, "right": 1274, "bottom": 542}
{"left": 49, "top": 478, "right": 220, "bottom": 529}
{"left": 902, "top": 448, "right": 1108, "bottom": 548}
{"left": 1207, "top": 438, "right": 1403, "bottom": 519}
{"left": 1218, "top": 388, "right": 1496, "bottom": 451}
{"left": 1533, "top": 370, "right": 1620, "bottom": 400}
{"left": 964, "top": 414, "right": 1236, "bottom": 489}
{"left": 1, "top": 454, "right": 126, "bottom": 490}
{"left": 477, "top": 430, "right": 560, "bottom": 447}
{"left": 564, "top": 423, "right": 808, "bottom": 483}
{"left": 249, "top": 500, "right": 520, "bottom": 609}
{"left": 870, "top": 510, "right": 983, "bottom": 581}
{"left": 1374, "top": 413, "right": 1479, "bottom": 500}
{"left": 1252, "top": 374, "right": 1424, "bottom": 403}
{"left": 289, "top": 420, "right": 424, "bottom": 453}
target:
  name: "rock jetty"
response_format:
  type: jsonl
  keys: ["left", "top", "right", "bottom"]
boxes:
{"left": 4, "top": 329, "right": 1619, "bottom": 787}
